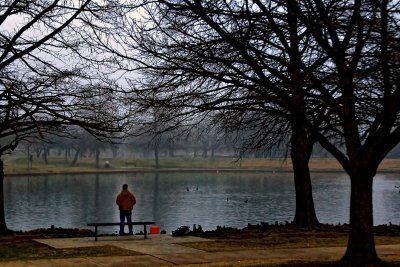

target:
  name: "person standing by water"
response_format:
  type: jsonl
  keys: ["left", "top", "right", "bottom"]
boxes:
{"left": 116, "top": 184, "right": 137, "bottom": 235}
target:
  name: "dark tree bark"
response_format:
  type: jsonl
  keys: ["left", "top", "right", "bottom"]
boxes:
{"left": 291, "top": 125, "right": 319, "bottom": 229}
{"left": 338, "top": 164, "right": 382, "bottom": 266}
{"left": 341, "top": 178, "right": 379, "bottom": 265}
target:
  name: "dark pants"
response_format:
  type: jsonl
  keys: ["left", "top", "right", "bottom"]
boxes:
{"left": 119, "top": 210, "right": 133, "bottom": 235}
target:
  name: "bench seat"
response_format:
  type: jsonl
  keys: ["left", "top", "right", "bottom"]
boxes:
{"left": 87, "top": 221, "right": 155, "bottom": 241}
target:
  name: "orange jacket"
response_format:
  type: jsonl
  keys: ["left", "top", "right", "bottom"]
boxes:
{"left": 116, "top": 190, "right": 136, "bottom": 211}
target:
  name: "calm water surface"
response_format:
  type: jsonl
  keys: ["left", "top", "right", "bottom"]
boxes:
{"left": 4, "top": 172, "right": 400, "bottom": 233}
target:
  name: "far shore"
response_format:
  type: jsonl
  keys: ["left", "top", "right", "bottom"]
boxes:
{"left": 3, "top": 157, "right": 400, "bottom": 176}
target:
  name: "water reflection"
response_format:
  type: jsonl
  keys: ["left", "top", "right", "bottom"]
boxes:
{"left": 4, "top": 172, "right": 400, "bottom": 233}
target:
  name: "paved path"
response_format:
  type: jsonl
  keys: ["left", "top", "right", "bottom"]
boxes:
{"left": 2, "top": 235, "right": 400, "bottom": 266}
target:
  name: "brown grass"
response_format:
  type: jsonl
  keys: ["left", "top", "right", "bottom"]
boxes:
{"left": 185, "top": 229, "right": 400, "bottom": 252}
{"left": 2, "top": 226, "right": 400, "bottom": 266}
{"left": 0, "top": 236, "right": 141, "bottom": 262}
{"left": 3, "top": 155, "right": 400, "bottom": 176}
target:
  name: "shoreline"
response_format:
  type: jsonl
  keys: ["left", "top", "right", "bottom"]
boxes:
{"left": 4, "top": 167, "right": 400, "bottom": 177}
{"left": 10, "top": 221, "right": 400, "bottom": 237}
{"left": 3, "top": 158, "right": 400, "bottom": 177}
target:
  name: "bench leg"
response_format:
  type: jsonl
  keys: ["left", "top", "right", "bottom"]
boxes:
{"left": 95, "top": 226, "right": 98, "bottom": 242}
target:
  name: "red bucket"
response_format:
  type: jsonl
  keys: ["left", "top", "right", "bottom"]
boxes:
{"left": 150, "top": 226, "right": 159, "bottom": 234}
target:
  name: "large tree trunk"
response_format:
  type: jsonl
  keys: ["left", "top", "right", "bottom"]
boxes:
{"left": 290, "top": 124, "right": 320, "bottom": 229}
{"left": 291, "top": 158, "right": 319, "bottom": 228}
{"left": 286, "top": 2, "right": 319, "bottom": 230}
{"left": 0, "top": 158, "right": 9, "bottom": 234}
{"left": 340, "top": 169, "right": 383, "bottom": 266}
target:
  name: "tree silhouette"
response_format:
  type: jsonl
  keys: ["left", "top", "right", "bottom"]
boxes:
{"left": 102, "top": 0, "right": 322, "bottom": 228}
{"left": 0, "top": 0, "right": 130, "bottom": 233}
{"left": 97, "top": 1, "right": 400, "bottom": 265}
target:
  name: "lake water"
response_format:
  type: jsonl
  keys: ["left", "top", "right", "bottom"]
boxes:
{"left": 4, "top": 172, "right": 400, "bottom": 234}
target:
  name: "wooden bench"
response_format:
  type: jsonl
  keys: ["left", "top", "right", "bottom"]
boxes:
{"left": 87, "top": 221, "right": 155, "bottom": 241}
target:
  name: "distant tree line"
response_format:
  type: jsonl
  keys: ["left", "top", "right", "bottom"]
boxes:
{"left": 14, "top": 124, "right": 400, "bottom": 170}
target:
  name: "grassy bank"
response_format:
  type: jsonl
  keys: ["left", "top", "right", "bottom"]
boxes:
{"left": 3, "top": 155, "right": 400, "bottom": 176}
{"left": 2, "top": 155, "right": 295, "bottom": 174}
